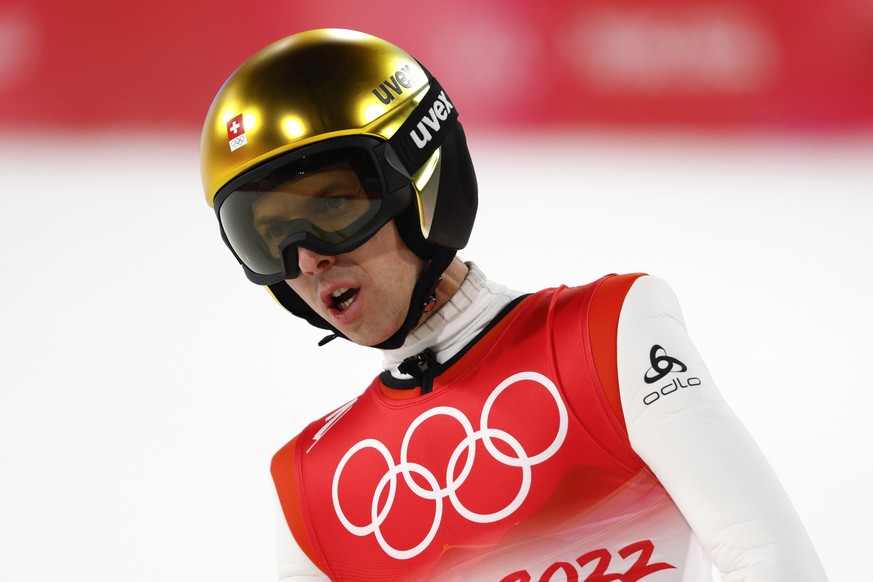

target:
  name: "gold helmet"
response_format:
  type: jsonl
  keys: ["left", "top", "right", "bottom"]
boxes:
{"left": 200, "top": 29, "right": 477, "bottom": 348}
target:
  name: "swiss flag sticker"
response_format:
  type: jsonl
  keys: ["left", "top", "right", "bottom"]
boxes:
{"left": 226, "top": 114, "right": 248, "bottom": 151}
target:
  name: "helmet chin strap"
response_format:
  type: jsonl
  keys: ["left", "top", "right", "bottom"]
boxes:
{"left": 370, "top": 248, "right": 455, "bottom": 350}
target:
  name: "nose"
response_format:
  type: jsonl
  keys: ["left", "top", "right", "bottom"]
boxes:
{"left": 296, "top": 246, "right": 336, "bottom": 276}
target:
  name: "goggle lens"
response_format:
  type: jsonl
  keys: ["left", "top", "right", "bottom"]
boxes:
{"left": 217, "top": 146, "right": 389, "bottom": 282}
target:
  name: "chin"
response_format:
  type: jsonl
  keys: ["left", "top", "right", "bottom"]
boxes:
{"left": 358, "top": 333, "right": 392, "bottom": 348}
{"left": 349, "top": 324, "right": 401, "bottom": 349}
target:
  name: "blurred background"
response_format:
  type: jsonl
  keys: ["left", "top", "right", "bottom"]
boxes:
{"left": 2, "top": 1, "right": 871, "bottom": 580}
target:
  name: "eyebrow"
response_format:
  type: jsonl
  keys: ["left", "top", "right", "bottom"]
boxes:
{"left": 253, "top": 213, "right": 289, "bottom": 228}
{"left": 250, "top": 192, "right": 334, "bottom": 228}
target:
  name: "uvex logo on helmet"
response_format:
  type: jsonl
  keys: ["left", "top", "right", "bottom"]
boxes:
{"left": 371, "top": 64, "right": 424, "bottom": 104}
{"left": 409, "top": 91, "right": 454, "bottom": 149}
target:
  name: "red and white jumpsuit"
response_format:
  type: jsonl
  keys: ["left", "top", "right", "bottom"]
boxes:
{"left": 270, "top": 264, "right": 826, "bottom": 581}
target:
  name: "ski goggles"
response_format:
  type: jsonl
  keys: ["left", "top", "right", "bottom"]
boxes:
{"left": 214, "top": 136, "right": 415, "bottom": 285}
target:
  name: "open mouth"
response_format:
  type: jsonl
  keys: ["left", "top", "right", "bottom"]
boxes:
{"left": 330, "top": 287, "right": 359, "bottom": 312}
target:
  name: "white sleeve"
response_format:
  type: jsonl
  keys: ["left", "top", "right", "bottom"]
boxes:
{"left": 616, "top": 276, "right": 827, "bottom": 581}
{"left": 273, "top": 489, "right": 330, "bottom": 581}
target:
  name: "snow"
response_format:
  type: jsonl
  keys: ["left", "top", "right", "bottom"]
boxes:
{"left": 2, "top": 129, "right": 870, "bottom": 580}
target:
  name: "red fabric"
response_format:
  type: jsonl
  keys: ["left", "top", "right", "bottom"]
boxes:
{"left": 271, "top": 436, "right": 325, "bottom": 574}
{"left": 587, "top": 273, "right": 647, "bottom": 432}
{"left": 271, "top": 280, "right": 698, "bottom": 581}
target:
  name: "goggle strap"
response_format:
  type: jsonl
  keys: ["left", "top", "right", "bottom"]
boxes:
{"left": 386, "top": 76, "right": 460, "bottom": 177}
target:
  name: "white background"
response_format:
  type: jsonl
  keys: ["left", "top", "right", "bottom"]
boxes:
{"left": 2, "top": 131, "right": 871, "bottom": 580}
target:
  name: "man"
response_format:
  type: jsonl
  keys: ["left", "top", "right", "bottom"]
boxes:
{"left": 200, "top": 29, "right": 826, "bottom": 581}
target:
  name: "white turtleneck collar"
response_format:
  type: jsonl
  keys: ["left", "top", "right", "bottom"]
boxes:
{"left": 381, "top": 262, "right": 523, "bottom": 379}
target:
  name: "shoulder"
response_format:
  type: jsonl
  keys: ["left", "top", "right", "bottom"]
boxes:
{"left": 616, "top": 275, "right": 686, "bottom": 328}
{"left": 589, "top": 272, "right": 649, "bottom": 314}
{"left": 541, "top": 272, "right": 650, "bottom": 323}
{"left": 585, "top": 272, "right": 672, "bottom": 342}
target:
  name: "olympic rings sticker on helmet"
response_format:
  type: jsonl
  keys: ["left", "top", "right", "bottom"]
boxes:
{"left": 214, "top": 136, "right": 415, "bottom": 284}
{"left": 331, "top": 371, "right": 568, "bottom": 560}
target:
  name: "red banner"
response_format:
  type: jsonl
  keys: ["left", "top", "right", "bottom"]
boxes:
{"left": 2, "top": 0, "right": 872, "bottom": 131}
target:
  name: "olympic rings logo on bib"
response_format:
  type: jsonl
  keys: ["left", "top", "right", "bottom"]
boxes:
{"left": 331, "top": 371, "right": 568, "bottom": 560}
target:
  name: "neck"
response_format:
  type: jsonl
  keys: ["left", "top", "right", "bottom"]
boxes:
{"left": 415, "top": 257, "right": 469, "bottom": 330}
{"left": 381, "top": 262, "right": 523, "bottom": 377}
{"left": 436, "top": 258, "right": 470, "bottom": 307}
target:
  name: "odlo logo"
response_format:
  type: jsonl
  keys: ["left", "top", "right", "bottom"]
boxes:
{"left": 371, "top": 65, "right": 423, "bottom": 104}
{"left": 643, "top": 345, "right": 686, "bottom": 384}
{"left": 642, "top": 345, "right": 701, "bottom": 406}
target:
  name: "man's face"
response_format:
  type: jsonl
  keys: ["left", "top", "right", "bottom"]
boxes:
{"left": 249, "top": 161, "right": 375, "bottom": 260}
{"left": 251, "top": 164, "right": 423, "bottom": 347}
